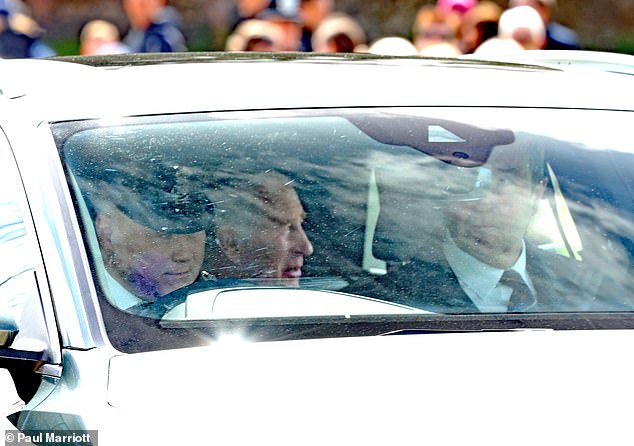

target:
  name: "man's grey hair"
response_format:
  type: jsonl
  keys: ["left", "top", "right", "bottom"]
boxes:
{"left": 209, "top": 171, "right": 297, "bottom": 239}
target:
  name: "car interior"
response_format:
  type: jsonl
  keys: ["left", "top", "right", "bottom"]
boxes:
{"left": 50, "top": 107, "right": 634, "bottom": 351}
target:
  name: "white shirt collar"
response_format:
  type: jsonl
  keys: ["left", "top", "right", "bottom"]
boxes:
{"left": 103, "top": 270, "right": 143, "bottom": 310}
{"left": 443, "top": 236, "right": 533, "bottom": 312}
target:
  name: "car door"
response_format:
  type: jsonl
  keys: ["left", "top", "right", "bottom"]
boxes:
{"left": 0, "top": 123, "right": 63, "bottom": 428}
{"left": 41, "top": 103, "right": 634, "bottom": 445}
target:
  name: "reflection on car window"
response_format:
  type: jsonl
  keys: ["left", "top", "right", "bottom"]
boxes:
{"left": 0, "top": 132, "right": 39, "bottom": 344}
{"left": 56, "top": 109, "right": 634, "bottom": 351}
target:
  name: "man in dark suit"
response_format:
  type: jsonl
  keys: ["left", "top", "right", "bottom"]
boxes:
{"left": 350, "top": 141, "right": 596, "bottom": 313}
{"left": 364, "top": 240, "right": 587, "bottom": 314}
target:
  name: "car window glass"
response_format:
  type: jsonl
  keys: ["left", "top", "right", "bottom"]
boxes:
{"left": 55, "top": 108, "right": 634, "bottom": 352}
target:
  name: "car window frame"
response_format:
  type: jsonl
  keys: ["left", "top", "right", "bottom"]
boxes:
{"left": 51, "top": 106, "right": 634, "bottom": 354}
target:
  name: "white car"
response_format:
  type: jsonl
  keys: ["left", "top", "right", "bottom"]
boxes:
{"left": 1, "top": 52, "right": 633, "bottom": 446}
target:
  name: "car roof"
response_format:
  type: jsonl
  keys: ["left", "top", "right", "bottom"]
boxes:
{"left": 2, "top": 52, "right": 634, "bottom": 122}
{"left": 460, "top": 49, "right": 634, "bottom": 75}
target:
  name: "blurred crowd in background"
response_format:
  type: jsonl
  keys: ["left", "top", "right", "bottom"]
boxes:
{"left": 221, "top": 0, "right": 580, "bottom": 55}
{"left": 0, "top": 0, "right": 586, "bottom": 58}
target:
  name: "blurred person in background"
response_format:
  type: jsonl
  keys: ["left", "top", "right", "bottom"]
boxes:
{"left": 509, "top": 0, "right": 579, "bottom": 50}
{"left": 122, "top": 0, "right": 187, "bottom": 53}
{"left": 497, "top": 4, "right": 545, "bottom": 50}
{"left": 366, "top": 36, "right": 417, "bottom": 56}
{"left": 433, "top": 0, "right": 477, "bottom": 50}
{"left": 297, "top": 0, "right": 333, "bottom": 51}
{"left": 311, "top": 12, "right": 366, "bottom": 53}
{"left": 435, "top": 0, "right": 477, "bottom": 16}
{"left": 419, "top": 40, "right": 461, "bottom": 56}
{"left": 255, "top": 5, "right": 302, "bottom": 51}
{"left": 225, "top": 18, "right": 284, "bottom": 51}
{"left": 412, "top": 5, "right": 460, "bottom": 54}
{"left": 472, "top": 34, "right": 523, "bottom": 55}
{"left": 79, "top": 19, "right": 131, "bottom": 55}
{"left": 459, "top": 0, "right": 501, "bottom": 53}
{"left": 228, "top": 0, "right": 273, "bottom": 30}
{"left": 0, "top": 0, "right": 55, "bottom": 58}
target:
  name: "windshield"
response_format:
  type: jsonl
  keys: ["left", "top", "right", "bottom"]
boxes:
{"left": 55, "top": 108, "right": 634, "bottom": 352}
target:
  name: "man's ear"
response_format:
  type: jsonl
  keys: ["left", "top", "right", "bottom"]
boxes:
{"left": 216, "top": 227, "right": 242, "bottom": 264}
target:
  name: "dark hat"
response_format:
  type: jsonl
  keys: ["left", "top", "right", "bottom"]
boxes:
{"left": 78, "top": 162, "right": 214, "bottom": 234}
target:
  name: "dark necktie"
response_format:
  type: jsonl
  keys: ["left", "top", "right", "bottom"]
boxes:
{"left": 499, "top": 269, "right": 535, "bottom": 312}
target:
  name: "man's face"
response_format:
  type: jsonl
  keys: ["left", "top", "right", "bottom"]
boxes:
{"left": 446, "top": 146, "right": 543, "bottom": 269}
{"left": 236, "top": 188, "right": 314, "bottom": 286}
{"left": 271, "top": 20, "right": 302, "bottom": 51}
{"left": 123, "top": 0, "right": 162, "bottom": 30}
{"left": 97, "top": 207, "right": 205, "bottom": 298}
{"left": 299, "top": 0, "right": 333, "bottom": 31}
